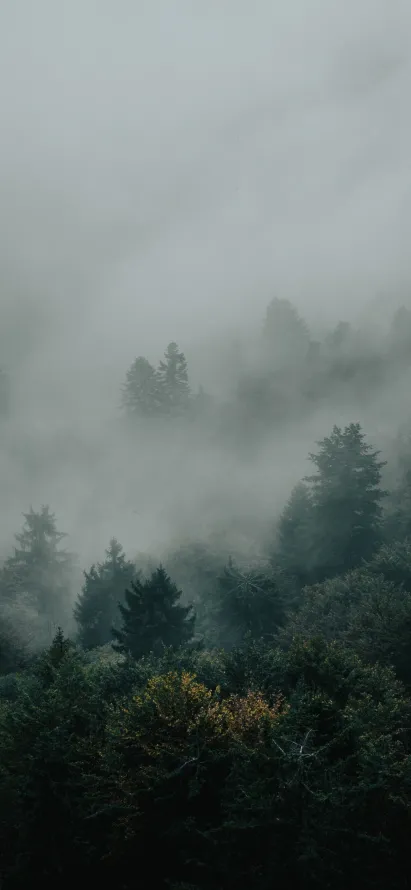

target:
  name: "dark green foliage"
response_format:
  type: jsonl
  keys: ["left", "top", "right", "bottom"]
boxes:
{"left": 213, "top": 558, "right": 287, "bottom": 649}
{"left": 0, "top": 643, "right": 112, "bottom": 886}
{"left": 385, "top": 467, "right": 411, "bottom": 542}
{"left": 218, "top": 637, "right": 411, "bottom": 890}
{"left": 275, "top": 482, "right": 314, "bottom": 585}
{"left": 282, "top": 567, "right": 411, "bottom": 687}
{"left": 4, "top": 298, "right": 411, "bottom": 890}
{"left": 74, "top": 538, "right": 137, "bottom": 649}
{"left": 365, "top": 538, "right": 411, "bottom": 589}
{"left": 0, "top": 614, "right": 26, "bottom": 675}
{"left": 0, "top": 506, "right": 77, "bottom": 637}
{"left": 305, "top": 423, "right": 387, "bottom": 578}
{"left": 112, "top": 565, "right": 195, "bottom": 659}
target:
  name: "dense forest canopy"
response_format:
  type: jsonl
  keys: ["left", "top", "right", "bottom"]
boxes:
{"left": 1, "top": 297, "right": 411, "bottom": 887}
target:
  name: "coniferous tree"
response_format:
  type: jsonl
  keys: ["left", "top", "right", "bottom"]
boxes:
{"left": 0, "top": 613, "right": 26, "bottom": 674}
{"left": 275, "top": 482, "right": 314, "bottom": 585}
{"left": 0, "top": 506, "right": 76, "bottom": 632}
{"left": 385, "top": 467, "right": 411, "bottom": 543}
{"left": 122, "top": 356, "right": 163, "bottom": 418}
{"left": 213, "top": 558, "right": 286, "bottom": 649}
{"left": 112, "top": 565, "right": 194, "bottom": 659}
{"left": 36, "top": 626, "right": 74, "bottom": 687}
{"left": 74, "top": 539, "right": 138, "bottom": 650}
{"left": 158, "top": 342, "right": 191, "bottom": 414}
{"left": 306, "top": 423, "right": 387, "bottom": 578}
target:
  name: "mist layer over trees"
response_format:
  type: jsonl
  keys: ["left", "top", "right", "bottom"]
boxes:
{"left": 1, "top": 297, "right": 411, "bottom": 888}
{"left": 2, "top": 0, "right": 411, "bottom": 885}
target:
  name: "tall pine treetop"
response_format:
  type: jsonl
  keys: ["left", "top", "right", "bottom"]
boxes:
{"left": 0, "top": 506, "right": 76, "bottom": 640}
{"left": 306, "top": 423, "right": 386, "bottom": 501}
{"left": 74, "top": 538, "right": 137, "bottom": 650}
{"left": 305, "top": 423, "right": 387, "bottom": 575}
{"left": 158, "top": 341, "right": 191, "bottom": 413}
{"left": 122, "top": 356, "right": 163, "bottom": 418}
{"left": 14, "top": 506, "right": 67, "bottom": 556}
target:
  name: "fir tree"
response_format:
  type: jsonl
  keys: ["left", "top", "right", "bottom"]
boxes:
{"left": 306, "top": 423, "right": 387, "bottom": 578}
{"left": 158, "top": 342, "right": 191, "bottom": 414}
{"left": 74, "top": 539, "right": 138, "bottom": 650}
{"left": 112, "top": 565, "right": 195, "bottom": 659}
{"left": 0, "top": 506, "right": 76, "bottom": 631}
{"left": 122, "top": 355, "right": 163, "bottom": 418}
{"left": 36, "top": 626, "right": 74, "bottom": 687}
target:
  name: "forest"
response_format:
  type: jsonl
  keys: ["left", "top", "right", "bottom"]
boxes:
{"left": 1, "top": 297, "right": 411, "bottom": 889}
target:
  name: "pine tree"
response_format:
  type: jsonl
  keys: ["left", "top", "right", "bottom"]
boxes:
{"left": 122, "top": 356, "right": 164, "bottom": 418}
{"left": 74, "top": 539, "right": 138, "bottom": 650}
{"left": 0, "top": 506, "right": 76, "bottom": 632}
{"left": 306, "top": 423, "right": 387, "bottom": 578}
{"left": 158, "top": 342, "right": 191, "bottom": 414}
{"left": 112, "top": 565, "right": 195, "bottom": 659}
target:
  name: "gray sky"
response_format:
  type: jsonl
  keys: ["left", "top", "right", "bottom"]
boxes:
{"left": 1, "top": 0, "right": 411, "bottom": 366}
{"left": 0, "top": 0, "right": 411, "bottom": 565}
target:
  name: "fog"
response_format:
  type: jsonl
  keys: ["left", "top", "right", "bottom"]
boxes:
{"left": 1, "top": 0, "right": 411, "bottom": 575}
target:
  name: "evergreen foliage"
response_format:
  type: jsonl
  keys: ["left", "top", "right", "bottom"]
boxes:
{"left": 122, "top": 341, "right": 191, "bottom": 420}
{"left": 276, "top": 482, "right": 314, "bottom": 584}
{"left": 213, "top": 558, "right": 287, "bottom": 648}
{"left": 0, "top": 506, "right": 76, "bottom": 637}
{"left": 158, "top": 341, "right": 191, "bottom": 414}
{"left": 74, "top": 538, "right": 137, "bottom": 649}
{"left": 112, "top": 565, "right": 195, "bottom": 659}
{"left": 122, "top": 356, "right": 163, "bottom": 417}
{"left": 305, "top": 423, "right": 387, "bottom": 578}
{"left": 3, "top": 298, "right": 411, "bottom": 886}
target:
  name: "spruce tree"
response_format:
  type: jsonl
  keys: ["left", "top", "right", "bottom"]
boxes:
{"left": 74, "top": 539, "right": 137, "bottom": 649}
{"left": 122, "top": 356, "right": 163, "bottom": 418}
{"left": 0, "top": 506, "right": 76, "bottom": 632}
{"left": 306, "top": 423, "right": 387, "bottom": 578}
{"left": 112, "top": 565, "right": 194, "bottom": 659}
{"left": 158, "top": 342, "right": 191, "bottom": 414}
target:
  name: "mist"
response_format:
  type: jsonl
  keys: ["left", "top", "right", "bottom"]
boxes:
{"left": 1, "top": 0, "right": 411, "bottom": 575}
